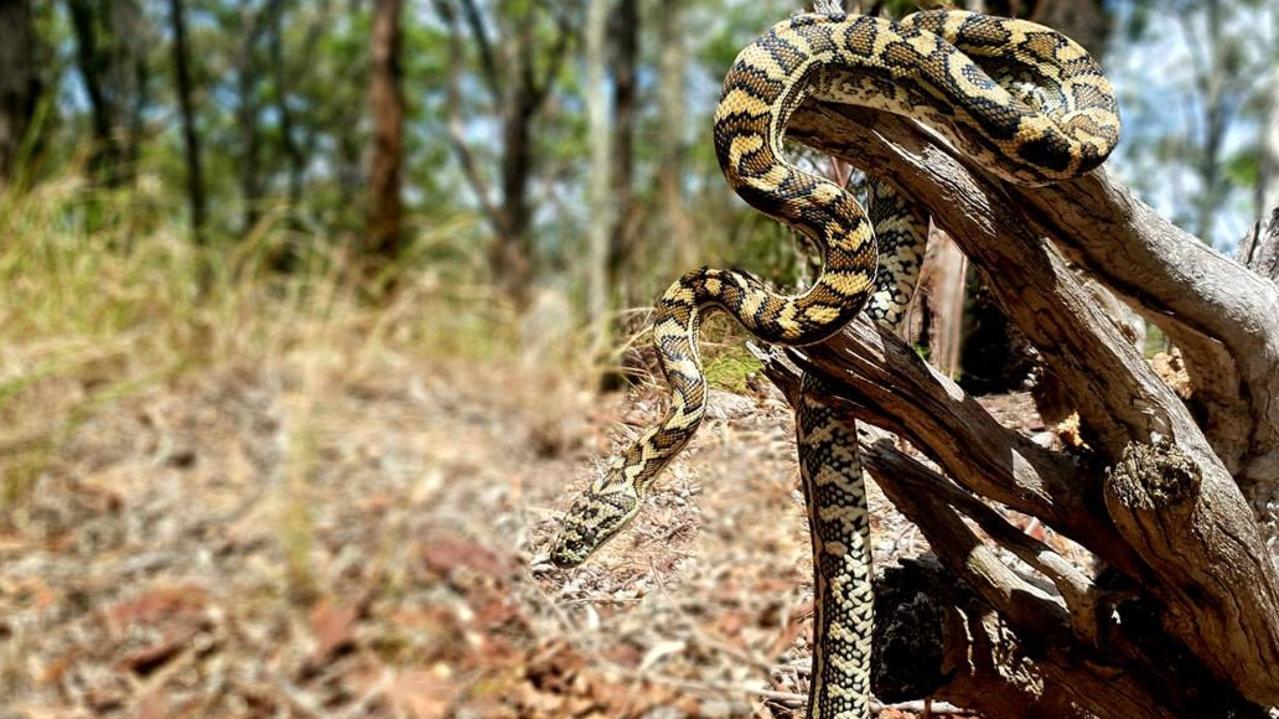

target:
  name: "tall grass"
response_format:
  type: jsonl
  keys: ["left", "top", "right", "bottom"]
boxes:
{"left": 0, "top": 175, "right": 530, "bottom": 518}
{"left": 0, "top": 169, "right": 777, "bottom": 525}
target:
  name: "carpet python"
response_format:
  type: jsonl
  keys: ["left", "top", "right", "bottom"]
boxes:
{"left": 552, "top": 8, "right": 1119, "bottom": 718}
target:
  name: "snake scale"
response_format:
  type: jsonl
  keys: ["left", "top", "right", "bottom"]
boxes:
{"left": 552, "top": 8, "right": 1119, "bottom": 718}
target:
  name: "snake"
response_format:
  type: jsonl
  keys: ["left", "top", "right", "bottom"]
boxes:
{"left": 551, "top": 8, "right": 1119, "bottom": 718}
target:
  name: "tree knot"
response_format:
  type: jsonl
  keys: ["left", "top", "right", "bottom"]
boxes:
{"left": 1105, "top": 439, "right": 1201, "bottom": 512}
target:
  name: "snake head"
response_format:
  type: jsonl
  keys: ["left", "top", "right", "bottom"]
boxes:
{"left": 550, "top": 474, "right": 642, "bottom": 568}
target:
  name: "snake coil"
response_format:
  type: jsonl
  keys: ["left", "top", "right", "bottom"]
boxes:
{"left": 553, "top": 10, "right": 1118, "bottom": 718}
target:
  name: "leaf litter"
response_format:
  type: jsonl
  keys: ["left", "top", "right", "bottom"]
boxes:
{"left": 0, "top": 357, "right": 1066, "bottom": 718}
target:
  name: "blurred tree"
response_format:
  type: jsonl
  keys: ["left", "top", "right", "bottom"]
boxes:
{"left": 585, "top": 0, "right": 612, "bottom": 338}
{"left": 266, "top": 0, "right": 308, "bottom": 211}
{"left": 0, "top": 0, "right": 40, "bottom": 186}
{"left": 1259, "top": 7, "right": 1279, "bottom": 218}
{"left": 433, "top": 0, "right": 577, "bottom": 304}
{"left": 606, "top": 0, "right": 638, "bottom": 283}
{"left": 1113, "top": 0, "right": 1271, "bottom": 248}
{"left": 368, "top": 0, "right": 405, "bottom": 259}
{"left": 657, "top": 0, "right": 692, "bottom": 271}
{"left": 1262, "top": 67, "right": 1279, "bottom": 216}
{"left": 1185, "top": 0, "right": 1238, "bottom": 241}
{"left": 65, "top": 0, "right": 149, "bottom": 187}
{"left": 167, "top": 0, "right": 207, "bottom": 245}
{"left": 233, "top": 0, "right": 270, "bottom": 233}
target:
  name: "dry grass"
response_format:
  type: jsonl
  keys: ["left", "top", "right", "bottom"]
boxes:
{"left": 0, "top": 182, "right": 1056, "bottom": 717}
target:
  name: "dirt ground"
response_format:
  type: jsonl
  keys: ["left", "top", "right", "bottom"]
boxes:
{"left": 1, "top": 357, "right": 1050, "bottom": 718}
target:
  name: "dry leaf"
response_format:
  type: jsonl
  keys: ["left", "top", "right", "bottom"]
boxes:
{"left": 387, "top": 666, "right": 458, "bottom": 719}
{"left": 423, "top": 538, "right": 516, "bottom": 581}
{"left": 136, "top": 690, "right": 170, "bottom": 719}
{"left": 103, "top": 585, "right": 208, "bottom": 637}
{"left": 309, "top": 597, "right": 358, "bottom": 660}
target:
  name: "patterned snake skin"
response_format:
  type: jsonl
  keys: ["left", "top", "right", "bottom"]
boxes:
{"left": 552, "top": 9, "right": 1119, "bottom": 718}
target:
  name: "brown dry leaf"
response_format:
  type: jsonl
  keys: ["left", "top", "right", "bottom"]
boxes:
{"left": 387, "top": 666, "right": 458, "bottom": 719}
{"left": 422, "top": 538, "right": 516, "bottom": 581}
{"left": 309, "top": 596, "right": 358, "bottom": 660}
{"left": 0, "top": 533, "right": 28, "bottom": 553}
{"left": 136, "top": 690, "right": 170, "bottom": 719}
{"left": 716, "top": 609, "right": 749, "bottom": 639}
{"left": 38, "top": 648, "right": 82, "bottom": 686}
{"left": 118, "top": 632, "right": 190, "bottom": 675}
{"left": 103, "top": 585, "right": 209, "bottom": 637}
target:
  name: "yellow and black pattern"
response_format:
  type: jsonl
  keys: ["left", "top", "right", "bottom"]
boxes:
{"left": 797, "top": 369, "right": 873, "bottom": 719}
{"left": 865, "top": 179, "right": 928, "bottom": 328}
{"left": 552, "top": 8, "right": 1118, "bottom": 719}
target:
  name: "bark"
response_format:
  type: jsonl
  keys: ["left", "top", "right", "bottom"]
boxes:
{"left": 798, "top": 100, "right": 1279, "bottom": 495}
{"left": 166, "top": 0, "right": 206, "bottom": 246}
{"left": 1239, "top": 208, "right": 1279, "bottom": 283}
{"left": 750, "top": 99, "right": 1279, "bottom": 713}
{"left": 367, "top": 0, "right": 405, "bottom": 259}
{"left": 0, "top": 0, "right": 39, "bottom": 186}
{"left": 761, "top": 351, "right": 1270, "bottom": 717}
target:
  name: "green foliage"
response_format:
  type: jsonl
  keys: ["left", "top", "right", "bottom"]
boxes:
{"left": 4, "top": 0, "right": 1276, "bottom": 401}
{"left": 703, "top": 345, "right": 764, "bottom": 394}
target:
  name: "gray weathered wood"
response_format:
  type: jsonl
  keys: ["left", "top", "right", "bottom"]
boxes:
{"left": 752, "top": 99, "right": 1279, "bottom": 713}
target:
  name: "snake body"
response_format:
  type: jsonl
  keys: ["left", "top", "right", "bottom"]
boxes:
{"left": 552, "top": 9, "right": 1118, "bottom": 718}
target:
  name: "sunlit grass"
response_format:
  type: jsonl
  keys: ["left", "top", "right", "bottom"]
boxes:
{"left": 0, "top": 174, "right": 529, "bottom": 519}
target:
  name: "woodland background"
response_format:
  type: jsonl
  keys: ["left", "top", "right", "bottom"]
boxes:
{"left": 1, "top": 0, "right": 1278, "bottom": 717}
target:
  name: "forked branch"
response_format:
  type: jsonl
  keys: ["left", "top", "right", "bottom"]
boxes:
{"left": 766, "top": 100, "right": 1279, "bottom": 708}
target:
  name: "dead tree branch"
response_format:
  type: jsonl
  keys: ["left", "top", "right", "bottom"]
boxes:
{"left": 756, "top": 99, "right": 1279, "bottom": 711}
{"left": 791, "top": 103, "right": 1279, "bottom": 488}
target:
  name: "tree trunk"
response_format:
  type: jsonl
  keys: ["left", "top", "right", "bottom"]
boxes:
{"left": 584, "top": 0, "right": 612, "bottom": 340}
{"left": 1259, "top": 62, "right": 1279, "bottom": 221}
{"left": 907, "top": 227, "right": 966, "bottom": 378}
{"left": 67, "top": 0, "right": 147, "bottom": 187}
{"left": 1239, "top": 208, "right": 1279, "bottom": 284}
{"left": 606, "top": 0, "right": 638, "bottom": 283}
{"left": 657, "top": 0, "right": 692, "bottom": 272}
{"left": 491, "top": 13, "right": 538, "bottom": 304}
{"left": 236, "top": 0, "right": 267, "bottom": 235}
{"left": 749, "top": 99, "right": 1279, "bottom": 717}
{"left": 434, "top": 0, "right": 572, "bottom": 306}
{"left": 0, "top": 0, "right": 39, "bottom": 186}
{"left": 367, "top": 0, "right": 405, "bottom": 260}
{"left": 67, "top": 0, "right": 115, "bottom": 182}
{"left": 1188, "top": 0, "right": 1229, "bottom": 245}
{"left": 167, "top": 0, "right": 206, "bottom": 246}
{"left": 268, "top": 0, "right": 308, "bottom": 211}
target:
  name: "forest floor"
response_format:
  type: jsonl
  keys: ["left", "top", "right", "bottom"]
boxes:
{"left": 0, "top": 352, "right": 1062, "bottom": 718}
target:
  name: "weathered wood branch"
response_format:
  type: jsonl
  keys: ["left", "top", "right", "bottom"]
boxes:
{"left": 759, "top": 321, "right": 1143, "bottom": 575}
{"left": 794, "top": 102, "right": 1279, "bottom": 487}
{"left": 775, "top": 101, "right": 1279, "bottom": 707}
{"left": 760, "top": 349, "right": 1272, "bottom": 717}
{"left": 871, "top": 558, "right": 1268, "bottom": 719}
